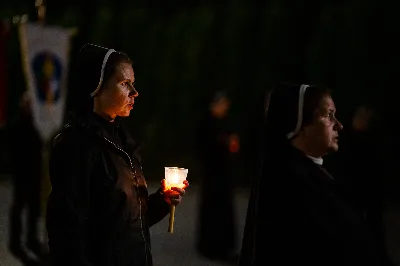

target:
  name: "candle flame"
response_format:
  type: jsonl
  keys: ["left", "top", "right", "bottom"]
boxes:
{"left": 165, "top": 167, "right": 188, "bottom": 190}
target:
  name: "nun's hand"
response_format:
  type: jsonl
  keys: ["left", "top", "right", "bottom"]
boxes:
{"left": 161, "top": 179, "right": 189, "bottom": 205}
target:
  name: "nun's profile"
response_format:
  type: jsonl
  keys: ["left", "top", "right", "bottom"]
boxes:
{"left": 239, "top": 82, "right": 388, "bottom": 266}
{"left": 46, "top": 43, "right": 188, "bottom": 266}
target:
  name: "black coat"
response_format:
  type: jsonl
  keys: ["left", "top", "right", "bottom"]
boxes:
{"left": 8, "top": 110, "right": 43, "bottom": 191}
{"left": 239, "top": 143, "right": 384, "bottom": 266}
{"left": 46, "top": 112, "right": 170, "bottom": 266}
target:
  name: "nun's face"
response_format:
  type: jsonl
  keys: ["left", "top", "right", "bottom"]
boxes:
{"left": 302, "top": 96, "right": 343, "bottom": 157}
{"left": 94, "top": 62, "right": 138, "bottom": 121}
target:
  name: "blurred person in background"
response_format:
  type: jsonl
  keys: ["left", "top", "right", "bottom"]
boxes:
{"left": 239, "top": 82, "right": 390, "bottom": 266}
{"left": 45, "top": 43, "right": 189, "bottom": 266}
{"left": 195, "top": 90, "right": 240, "bottom": 264}
{"left": 8, "top": 91, "right": 47, "bottom": 266}
{"left": 328, "top": 103, "right": 392, "bottom": 265}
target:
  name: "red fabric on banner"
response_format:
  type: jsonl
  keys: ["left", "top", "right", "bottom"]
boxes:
{"left": 0, "top": 20, "right": 9, "bottom": 127}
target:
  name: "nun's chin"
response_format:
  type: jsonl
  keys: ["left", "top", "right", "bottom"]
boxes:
{"left": 329, "top": 143, "right": 339, "bottom": 152}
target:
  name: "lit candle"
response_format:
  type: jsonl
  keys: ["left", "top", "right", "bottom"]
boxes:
{"left": 164, "top": 167, "right": 188, "bottom": 190}
{"left": 164, "top": 167, "right": 188, "bottom": 233}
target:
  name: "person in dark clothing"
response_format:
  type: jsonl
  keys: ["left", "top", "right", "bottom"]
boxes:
{"left": 8, "top": 92, "right": 46, "bottom": 266}
{"left": 195, "top": 91, "right": 239, "bottom": 263}
{"left": 45, "top": 43, "right": 189, "bottom": 266}
{"left": 239, "top": 82, "right": 389, "bottom": 266}
{"left": 329, "top": 104, "right": 392, "bottom": 265}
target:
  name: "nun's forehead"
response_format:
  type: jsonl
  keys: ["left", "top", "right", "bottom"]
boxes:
{"left": 316, "top": 95, "right": 335, "bottom": 112}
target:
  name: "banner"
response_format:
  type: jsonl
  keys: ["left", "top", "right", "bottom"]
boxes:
{"left": 18, "top": 22, "right": 71, "bottom": 143}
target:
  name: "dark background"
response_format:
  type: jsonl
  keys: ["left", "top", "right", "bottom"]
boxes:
{"left": 1, "top": 0, "right": 399, "bottom": 186}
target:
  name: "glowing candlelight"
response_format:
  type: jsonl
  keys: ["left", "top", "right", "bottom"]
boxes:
{"left": 164, "top": 167, "right": 188, "bottom": 233}
{"left": 165, "top": 167, "right": 188, "bottom": 189}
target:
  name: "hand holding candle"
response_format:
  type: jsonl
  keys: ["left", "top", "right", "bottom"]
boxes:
{"left": 163, "top": 167, "right": 189, "bottom": 233}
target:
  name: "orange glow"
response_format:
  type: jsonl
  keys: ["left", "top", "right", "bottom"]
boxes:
{"left": 164, "top": 167, "right": 188, "bottom": 190}
{"left": 228, "top": 134, "right": 240, "bottom": 153}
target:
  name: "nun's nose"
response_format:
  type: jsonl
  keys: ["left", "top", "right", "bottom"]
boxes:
{"left": 335, "top": 119, "right": 343, "bottom": 131}
{"left": 129, "top": 84, "right": 139, "bottom": 97}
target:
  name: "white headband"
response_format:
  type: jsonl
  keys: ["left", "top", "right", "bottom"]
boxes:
{"left": 286, "top": 84, "right": 309, "bottom": 139}
{"left": 90, "top": 48, "right": 116, "bottom": 97}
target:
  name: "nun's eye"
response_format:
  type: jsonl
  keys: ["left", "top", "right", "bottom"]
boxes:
{"left": 327, "top": 113, "right": 336, "bottom": 121}
{"left": 122, "top": 81, "right": 135, "bottom": 88}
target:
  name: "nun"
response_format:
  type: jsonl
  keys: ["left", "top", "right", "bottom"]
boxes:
{"left": 46, "top": 43, "right": 188, "bottom": 266}
{"left": 239, "top": 82, "right": 388, "bottom": 266}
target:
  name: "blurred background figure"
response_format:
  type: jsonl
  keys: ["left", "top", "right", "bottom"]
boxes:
{"left": 0, "top": 18, "right": 9, "bottom": 128}
{"left": 7, "top": 91, "right": 47, "bottom": 266}
{"left": 327, "top": 103, "right": 392, "bottom": 265}
{"left": 195, "top": 90, "right": 240, "bottom": 264}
